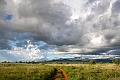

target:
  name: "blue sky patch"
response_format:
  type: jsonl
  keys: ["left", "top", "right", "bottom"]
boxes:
{"left": 39, "top": 41, "right": 46, "bottom": 47}
{"left": 5, "top": 14, "right": 12, "bottom": 20}
{"left": 9, "top": 40, "right": 17, "bottom": 47}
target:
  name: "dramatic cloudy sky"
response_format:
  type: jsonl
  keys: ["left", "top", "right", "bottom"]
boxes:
{"left": 0, "top": 0, "right": 120, "bottom": 61}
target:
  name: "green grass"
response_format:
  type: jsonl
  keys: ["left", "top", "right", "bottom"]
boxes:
{"left": 63, "top": 66, "right": 120, "bottom": 80}
{"left": 0, "top": 63, "right": 120, "bottom": 80}
{"left": 0, "top": 63, "right": 54, "bottom": 80}
{"left": 48, "top": 63, "right": 120, "bottom": 80}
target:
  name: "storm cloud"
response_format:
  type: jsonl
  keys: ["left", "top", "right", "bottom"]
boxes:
{"left": 0, "top": 0, "right": 120, "bottom": 61}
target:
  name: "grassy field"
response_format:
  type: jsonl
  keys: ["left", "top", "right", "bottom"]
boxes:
{"left": 0, "top": 63, "right": 54, "bottom": 80}
{"left": 48, "top": 63, "right": 120, "bottom": 80}
{"left": 0, "top": 63, "right": 120, "bottom": 80}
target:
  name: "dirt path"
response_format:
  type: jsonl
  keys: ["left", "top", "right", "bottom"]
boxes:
{"left": 50, "top": 68, "right": 68, "bottom": 80}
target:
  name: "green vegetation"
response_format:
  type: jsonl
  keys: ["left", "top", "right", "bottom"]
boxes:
{"left": 89, "top": 60, "right": 96, "bottom": 64}
{"left": 0, "top": 63, "right": 54, "bottom": 80}
{"left": 60, "top": 64, "right": 120, "bottom": 80}
{"left": 0, "top": 62, "right": 120, "bottom": 80}
{"left": 112, "top": 59, "right": 120, "bottom": 65}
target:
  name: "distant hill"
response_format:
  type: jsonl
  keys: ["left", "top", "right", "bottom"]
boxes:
{"left": 47, "top": 58, "right": 113, "bottom": 63}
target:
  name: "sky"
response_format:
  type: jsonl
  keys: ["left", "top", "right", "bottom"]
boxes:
{"left": 0, "top": 0, "right": 120, "bottom": 62}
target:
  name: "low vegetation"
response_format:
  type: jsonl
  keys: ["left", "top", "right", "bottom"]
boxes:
{"left": 0, "top": 63, "right": 54, "bottom": 80}
{"left": 112, "top": 59, "right": 120, "bottom": 65}
{"left": 0, "top": 60, "right": 120, "bottom": 80}
{"left": 89, "top": 60, "right": 96, "bottom": 64}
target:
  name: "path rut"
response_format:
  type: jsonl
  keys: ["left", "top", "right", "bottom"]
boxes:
{"left": 50, "top": 68, "right": 68, "bottom": 80}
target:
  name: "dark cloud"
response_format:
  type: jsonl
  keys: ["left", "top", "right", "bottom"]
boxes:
{"left": 16, "top": 0, "right": 83, "bottom": 46}
{"left": 0, "top": 39, "right": 11, "bottom": 49}
{"left": 112, "top": 0, "right": 120, "bottom": 15}
{"left": 0, "top": 0, "right": 120, "bottom": 56}
{"left": 40, "top": 44, "right": 56, "bottom": 50}
{"left": 0, "top": 0, "right": 6, "bottom": 5}
{"left": 0, "top": 0, "right": 6, "bottom": 19}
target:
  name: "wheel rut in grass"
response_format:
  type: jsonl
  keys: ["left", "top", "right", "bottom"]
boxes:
{"left": 50, "top": 68, "right": 68, "bottom": 80}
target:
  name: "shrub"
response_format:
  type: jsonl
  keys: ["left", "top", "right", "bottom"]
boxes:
{"left": 2, "top": 61, "right": 7, "bottom": 63}
{"left": 19, "top": 61, "right": 22, "bottom": 63}
{"left": 31, "top": 61, "right": 35, "bottom": 64}
{"left": 66, "top": 62, "right": 69, "bottom": 64}
{"left": 89, "top": 60, "right": 96, "bottom": 64}
{"left": 112, "top": 59, "right": 120, "bottom": 65}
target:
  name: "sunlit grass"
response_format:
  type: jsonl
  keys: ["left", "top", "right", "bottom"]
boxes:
{"left": 0, "top": 63, "right": 54, "bottom": 80}
{"left": 47, "top": 63, "right": 120, "bottom": 80}
{"left": 0, "top": 63, "right": 120, "bottom": 80}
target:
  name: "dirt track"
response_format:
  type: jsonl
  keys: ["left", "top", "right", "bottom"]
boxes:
{"left": 50, "top": 68, "right": 68, "bottom": 80}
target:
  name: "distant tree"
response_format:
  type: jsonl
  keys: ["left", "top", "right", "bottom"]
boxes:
{"left": 66, "top": 62, "right": 69, "bottom": 64}
{"left": 112, "top": 59, "right": 120, "bottom": 65}
{"left": 31, "top": 61, "right": 35, "bottom": 64}
{"left": 60, "top": 62, "right": 63, "bottom": 64}
{"left": 19, "top": 61, "right": 22, "bottom": 63}
{"left": 89, "top": 60, "right": 96, "bottom": 64}
{"left": 2, "top": 61, "right": 7, "bottom": 63}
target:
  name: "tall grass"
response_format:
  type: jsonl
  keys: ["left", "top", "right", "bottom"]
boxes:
{"left": 0, "top": 63, "right": 54, "bottom": 80}
{"left": 51, "top": 63, "right": 120, "bottom": 80}
{"left": 0, "top": 63, "right": 120, "bottom": 80}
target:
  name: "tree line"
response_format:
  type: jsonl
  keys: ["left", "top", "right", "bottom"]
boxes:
{"left": 1, "top": 58, "right": 120, "bottom": 65}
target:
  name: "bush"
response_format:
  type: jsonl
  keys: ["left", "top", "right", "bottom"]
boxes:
{"left": 112, "top": 59, "right": 120, "bottom": 65}
{"left": 89, "top": 60, "right": 96, "bottom": 64}
{"left": 66, "top": 62, "right": 69, "bottom": 64}
{"left": 2, "top": 61, "right": 7, "bottom": 63}
{"left": 19, "top": 61, "right": 22, "bottom": 63}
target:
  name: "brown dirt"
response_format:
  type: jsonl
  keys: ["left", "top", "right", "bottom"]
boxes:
{"left": 50, "top": 68, "right": 68, "bottom": 80}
